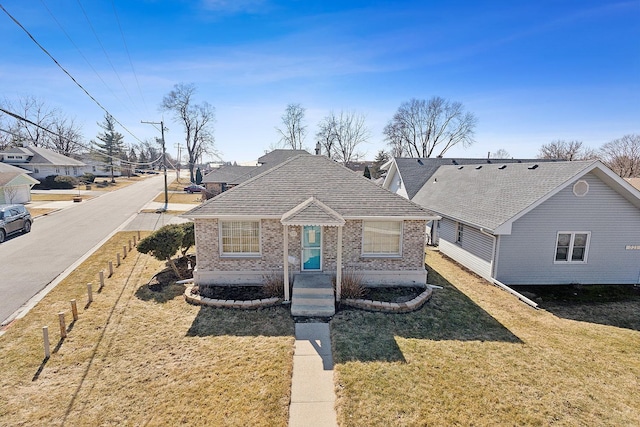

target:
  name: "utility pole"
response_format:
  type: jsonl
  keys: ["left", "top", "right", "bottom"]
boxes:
{"left": 174, "top": 143, "right": 183, "bottom": 182}
{"left": 141, "top": 120, "right": 168, "bottom": 209}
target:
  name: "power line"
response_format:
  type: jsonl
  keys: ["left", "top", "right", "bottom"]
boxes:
{"left": 39, "top": 0, "right": 132, "bottom": 117}
{"left": 111, "top": 0, "right": 148, "bottom": 114}
{"left": 0, "top": 108, "right": 163, "bottom": 167}
{"left": 74, "top": 0, "right": 138, "bottom": 112}
{"left": 0, "top": 3, "right": 145, "bottom": 145}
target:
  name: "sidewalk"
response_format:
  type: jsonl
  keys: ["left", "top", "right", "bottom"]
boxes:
{"left": 289, "top": 323, "right": 338, "bottom": 427}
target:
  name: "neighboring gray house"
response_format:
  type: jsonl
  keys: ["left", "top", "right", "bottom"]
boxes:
{"left": 382, "top": 156, "right": 556, "bottom": 199}
{"left": 202, "top": 149, "right": 308, "bottom": 198}
{"left": 412, "top": 160, "right": 640, "bottom": 285}
{"left": 0, "top": 146, "right": 85, "bottom": 180}
{"left": 183, "top": 153, "right": 438, "bottom": 301}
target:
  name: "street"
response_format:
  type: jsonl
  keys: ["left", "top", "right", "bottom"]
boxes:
{"left": 0, "top": 174, "right": 185, "bottom": 325}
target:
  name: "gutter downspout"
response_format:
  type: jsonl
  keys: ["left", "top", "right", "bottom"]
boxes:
{"left": 479, "top": 227, "right": 538, "bottom": 309}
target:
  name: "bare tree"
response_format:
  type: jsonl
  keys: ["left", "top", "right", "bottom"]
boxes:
{"left": 276, "top": 103, "right": 307, "bottom": 149}
{"left": 600, "top": 134, "right": 640, "bottom": 178}
{"left": 492, "top": 148, "right": 511, "bottom": 159}
{"left": 4, "top": 185, "right": 19, "bottom": 204}
{"left": 383, "top": 97, "right": 477, "bottom": 158}
{"left": 537, "top": 140, "right": 598, "bottom": 161}
{"left": 161, "top": 83, "right": 216, "bottom": 182}
{"left": 316, "top": 110, "right": 369, "bottom": 164}
{"left": 50, "top": 116, "right": 84, "bottom": 156}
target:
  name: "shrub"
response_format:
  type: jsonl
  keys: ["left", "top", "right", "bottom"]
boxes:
{"left": 137, "top": 224, "right": 185, "bottom": 279}
{"left": 179, "top": 222, "right": 194, "bottom": 256}
{"left": 42, "top": 175, "right": 77, "bottom": 189}
{"left": 262, "top": 270, "right": 285, "bottom": 298}
{"left": 81, "top": 172, "right": 96, "bottom": 183}
{"left": 335, "top": 269, "right": 366, "bottom": 299}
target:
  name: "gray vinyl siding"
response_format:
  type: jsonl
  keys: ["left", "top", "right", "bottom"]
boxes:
{"left": 438, "top": 218, "right": 494, "bottom": 279}
{"left": 495, "top": 172, "right": 640, "bottom": 285}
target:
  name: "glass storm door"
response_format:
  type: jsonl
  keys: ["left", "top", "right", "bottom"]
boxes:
{"left": 302, "top": 225, "right": 322, "bottom": 271}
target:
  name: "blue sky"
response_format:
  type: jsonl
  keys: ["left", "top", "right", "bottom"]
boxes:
{"left": 0, "top": 0, "right": 638, "bottom": 163}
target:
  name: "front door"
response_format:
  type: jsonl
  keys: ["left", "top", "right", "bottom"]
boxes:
{"left": 302, "top": 225, "right": 322, "bottom": 271}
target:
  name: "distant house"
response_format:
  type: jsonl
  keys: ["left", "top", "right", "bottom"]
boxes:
{"left": 0, "top": 146, "right": 85, "bottom": 180}
{"left": 411, "top": 160, "right": 640, "bottom": 285}
{"left": 381, "top": 157, "right": 556, "bottom": 200}
{"left": 183, "top": 153, "right": 438, "bottom": 300}
{"left": 78, "top": 154, "right": 123, "bottom": 178}
{"left": 202, "top": 149, "right": 308, "bottom": 198}
{"left": 0, "top": 163, "right": 39, "bottom": 204}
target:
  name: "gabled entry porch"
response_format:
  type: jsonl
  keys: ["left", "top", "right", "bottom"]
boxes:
{"left": 281, "top": 197, "right": 345, "bottom": 305}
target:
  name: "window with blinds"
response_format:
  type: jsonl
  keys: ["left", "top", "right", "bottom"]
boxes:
{"left": 220, "top": 221, "right": 260, "bottom": 255}
{"left": 362, "top": 221, "right": 402, "bottom": 256}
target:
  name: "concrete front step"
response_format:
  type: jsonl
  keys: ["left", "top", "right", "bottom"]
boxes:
{"left": 291, "top": 274, "right": 335, "bottom": 318}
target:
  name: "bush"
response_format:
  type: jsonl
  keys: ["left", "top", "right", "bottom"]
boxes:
{"left": 81, "top": 172, "right": 96, "bottom": 184}
{"left": 335, "top": 269, "right": 366, "bottom": 299}
{"left": 42, "top": 175, "right": 77, "bottom": 189}
{"left": 262, "top": 270, "right": 285, "bottom": 298}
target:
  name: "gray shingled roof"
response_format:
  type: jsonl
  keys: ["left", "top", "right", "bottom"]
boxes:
{"left": 202, "top": 165, "right": 257, "bottom": 184}
{"left": 2, "top": 146, "right": 85, "bottom": 166}
{"left": 184, "top": 154, "right": 437, "bottom": 219}
{"left": 412, "top": 160, "right": 597, "bottom": 232}
{"left": 257, "top": 149, "right": 308, "bottom": 165}
{"left": 393, "top": 157, "right": 559, "bottom": 199}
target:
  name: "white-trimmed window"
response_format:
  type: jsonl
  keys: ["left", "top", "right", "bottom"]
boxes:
{"left": 220, "top": 221, "right": 260, "bottom": 256}
{"left": 363, "top": 221, "right": 402, "bottom": 256}
{"left": 555, "top": 232, "right": 590, "bottom": 263}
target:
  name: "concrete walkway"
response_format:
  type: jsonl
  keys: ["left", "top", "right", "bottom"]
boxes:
{"left": 289, "top": 323, "right": 338, "bottom": 427}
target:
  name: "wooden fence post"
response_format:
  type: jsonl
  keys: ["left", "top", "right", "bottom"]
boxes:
{"left": 43, "top": 326, "right": 50, "bottom": 359}
{"left": 87, "top": 283, "right": 93, "bottom": 303}
{"left": 137, "top": 230, "right": 141, "bottom": 240}
{"left": 123, "top": 245, "right": 127, "bottom": 259}
{"left": 99, "top": 271, "right": 105, "bottom": 289}
{"left": 116, "top": 253, "right": 121, "bottom": 267}
{"left": 133, "top": 235, "right": 137, "bottom": 246}
{"left": 70, "top": 300, "right": 78, "bottom": 321}
{"left": 58, "top": 312, "right": 67, "bottom": 339}
{"left": 128, "top": 240, "right": 132, "bottom": 251}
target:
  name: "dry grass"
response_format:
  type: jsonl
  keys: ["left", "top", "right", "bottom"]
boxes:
{"left": 152, "top": 192, "right": 203, "bottom": 204}
{"left": 332, "top": 250, "right": 640, "bottom": 426}
{"left": 0, "top": 231, "right": 294, "bottom": 426}
{"left": 30, "top": 194, "right": 91, "bottom": 202}
{"left": 168, "top": 178, "right": 190, "bottom": 192}
{"left": 26, "top": 207, "right": 56, "bottom": 218}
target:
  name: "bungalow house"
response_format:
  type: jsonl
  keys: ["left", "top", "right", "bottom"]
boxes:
{"left": 0, "top": 146, "right": 85, "bottom": 180}
{"left": 183, "top": 153, "right": 439, "bottom": 301}
{"left": 0, "top": 163, "right": 39, "bottom": 204}
{"left": 411, "top": 160, "right": 640, "bottom": 285}
{"left": 202, "top": 149, "right": 307, "bottom": 198}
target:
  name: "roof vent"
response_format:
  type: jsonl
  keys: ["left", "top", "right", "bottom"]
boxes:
{"left": 452, "top": 159, "right": 458, "bottom": 165}
{"left": 528, "top": 164, "right": 539, "bottom": 169}
{"left": 573, "top": 180, "right": 589, "bottom": 197}
{"left": 499, "top": 165, "right": 507, "bottom": 170}
{"left": 475, "top": 165, "right": 482, "bottom": 169}
{"left": 417, "top": 159, "right": 423, "bottom": 165}
{"left": 458, "top": 166, "right": 464, "bottom": 170}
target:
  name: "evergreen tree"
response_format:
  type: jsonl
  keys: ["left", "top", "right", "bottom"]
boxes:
{"left": 371, "top": 150, "right": 389, "bottom": 179}
{"left": 195, "top": 167, "right": 203, "bottom": 184}
{"left": 92, "top": 114, "right": 125, "bottom": 182}
{"left": 363, "top": 165, "right": 371, "bottom": 179}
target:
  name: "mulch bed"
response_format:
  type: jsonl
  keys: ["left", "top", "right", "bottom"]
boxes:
{"left": 362, "top": 286, "right": 425, "bottom": 303}
{"left": 197, "top": 285, "right": 269, "bottom": 300}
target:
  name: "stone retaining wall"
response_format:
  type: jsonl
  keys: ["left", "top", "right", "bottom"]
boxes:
{"left": 341, "top": 287, "right": 433, "bottom": 313}
{"left": 184, "top": 285, "right": 283, "bottom": 309}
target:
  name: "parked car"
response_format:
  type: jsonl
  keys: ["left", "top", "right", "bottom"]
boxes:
{"left": 184, "top": 183, "right": 206, "bottom": 193}
{"left": 0, "top": 204, "right": 32, "bottom": 243}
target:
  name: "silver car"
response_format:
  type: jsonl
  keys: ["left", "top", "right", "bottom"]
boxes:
{"left": 0, "top": 204, "right": 32, "bottom": 243}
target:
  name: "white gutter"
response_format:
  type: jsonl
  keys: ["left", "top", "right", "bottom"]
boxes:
{"left": 480, "top": 227, "right": 538, "bottom": 309}
{"left": 176, "top": 278, "right": 195, "bottom": 284}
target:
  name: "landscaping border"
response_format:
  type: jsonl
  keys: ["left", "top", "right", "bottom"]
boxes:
{"left": 341, "top": 287, "right": 433, "bottom": 313}
{"left": 184, "top": 285, "right": 283, "bottom": 309}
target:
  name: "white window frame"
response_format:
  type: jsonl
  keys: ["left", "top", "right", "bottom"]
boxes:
{"left": 362, "top": 220, "right": 403, "bottom": 257}
{"left": 554, "top": 231, "right": 591, "bottom": 264}
{"left": 219, "top": 220, "right": 261, "bottom": 257}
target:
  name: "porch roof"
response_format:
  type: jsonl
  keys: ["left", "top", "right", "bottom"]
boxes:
{"left": 281, "top": 197, "right": 345, "bottom": 226}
